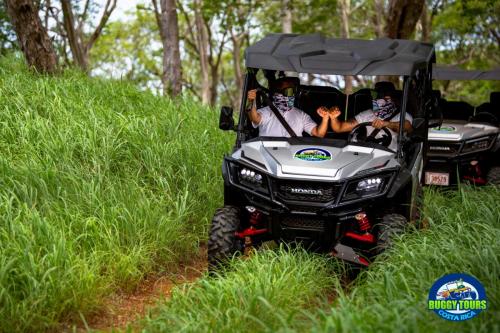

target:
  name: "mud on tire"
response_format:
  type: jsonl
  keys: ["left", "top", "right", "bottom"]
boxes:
{"left": 376, "top": 214, "right": 407, "bottom": 254}
{"left": 486, "top": 166, "right": 500, "bottom": 185}
{"left": 208, "top": 206, "right": 243, "bottom": 270}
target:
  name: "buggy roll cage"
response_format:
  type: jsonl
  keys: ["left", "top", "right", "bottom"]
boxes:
{"left": 235, "top": 33, "right": 436, "bottom": 161}
{"left": 432, "top": 65, "right": 500, "bottom": 81}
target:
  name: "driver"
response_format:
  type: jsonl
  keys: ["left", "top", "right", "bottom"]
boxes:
{"left": 324, "top": 92, "right": 413, "bottom": 151}
{"left": 246, "top": 77, "right": 330, "bottom": 137}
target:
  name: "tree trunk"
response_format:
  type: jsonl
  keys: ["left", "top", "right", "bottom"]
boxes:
{"left": 60, "top": 0, "right": 116, "bottom": 72}
{"left": 231, "top": 30, "right": 244, "bottom": 110}
{"left": 281, "top": 0, "right": 292, "bottom": 33}
{"left": 210, "top": 65, "right": 219, "bottom": 106}
{"left": 159, "top": 0, "right": 182, "bottom": 96}
{"left": 61, "top": 0, "right": 87, "bottom": 70}
{"left": 5, "top": 0, "right": 58, "bottom": 73}
{"left": 194, "top": 0, "right": 211, "bottom": 104}
{"left": 420, "top": 4, "right": 431, "bottom": 42}
{"left": 373, "top": 0, "right": 385, "bottom": 38}
{"left": 383, "top": 0, "right": 425, "bottom": 87}
{"left": 385, "top": 0, "right": 425, "bottom": 39}
{"left": 338, "top": 0, "right": 352, "bottom": 94}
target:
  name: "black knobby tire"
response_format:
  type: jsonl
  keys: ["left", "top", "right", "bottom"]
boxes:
{"left": 208, "top": 206, "right": 243, "bottom": 270}
{"left": 376, "top": 214, "right": 407, "bottom": 254}
{"left": 486, "top": 166, "right": 500, "bottom": 185}
{"left": 411, "top": 184, "right": 424, "bottom": 224}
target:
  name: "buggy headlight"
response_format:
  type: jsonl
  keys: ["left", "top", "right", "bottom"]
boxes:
{"left": 356, "top": 177, "right": 382, "bottom": 192}
{"left": 235, "top": 166, "right": 267, "bottom": 193}
{"left": 239, "top": 168, "right": 263, "bottom": 184}
{"left": 341, "top": 174, "right": 393, "bottom": 202}
{"left": 462, "top": 137, "right": 492, "bottom": 154}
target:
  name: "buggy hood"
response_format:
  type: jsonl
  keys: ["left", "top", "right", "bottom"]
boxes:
{"left": 231, "top": 139, "right": 398, "bottom": 181}
{"left": 429, "top": 121, "right": 499, "bottom": 142}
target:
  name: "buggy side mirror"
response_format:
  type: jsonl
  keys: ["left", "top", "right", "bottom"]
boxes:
{"left": 428, "top": 118, "right": 443, "bottom": 129}
{"left": 411, "top": 117, "right": 427, "bottom": 142}
{"left": 219, "top": 106, "right": 235, "bottom": 131}
{"left": 427, "top": 94, "right": 443, "bottom": 129}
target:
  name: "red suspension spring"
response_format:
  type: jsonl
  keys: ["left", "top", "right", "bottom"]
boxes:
{"left": 356, "top": 213, "right": 371, "bottom": 232}
{"left": 249, "top": 211, "right": 261, "bottom": 225}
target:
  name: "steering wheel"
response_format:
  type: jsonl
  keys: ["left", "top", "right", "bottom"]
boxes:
{"left": 347, "top": 121, "right": 393, "bottom": 147}
{"left": 470, "top": 112, "right": 499, "bottom": 125}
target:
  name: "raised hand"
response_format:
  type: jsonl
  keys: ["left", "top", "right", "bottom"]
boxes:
{"left": 317, "top": 106, "right": 330, "bottom": 118}
{"left": 247, "top": 89, "right": 257, "bottom": 101}
{"left": 328, "top": 106, "right": 341, "bottom": 120}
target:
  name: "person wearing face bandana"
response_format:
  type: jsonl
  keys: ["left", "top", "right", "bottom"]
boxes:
{"left": 326, "top": 91, "right": 413, "bottom": 151}
{"left": 246, "top": 77, "right": 330, "bottom": 138}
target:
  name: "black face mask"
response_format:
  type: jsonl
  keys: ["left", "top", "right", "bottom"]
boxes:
{"left": 273, "top": 94, "right": 295, "bottom": 112}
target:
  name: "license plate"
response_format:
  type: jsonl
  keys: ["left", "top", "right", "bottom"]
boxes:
{"left": 425, "top": 172, "right": 450, "bottom": 186}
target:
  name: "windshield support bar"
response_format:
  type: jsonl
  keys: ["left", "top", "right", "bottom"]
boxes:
{"left": 397, "top": 76, "right": 410, "bottom": 160}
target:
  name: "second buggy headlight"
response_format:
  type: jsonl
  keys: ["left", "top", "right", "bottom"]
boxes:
{"left": 341, "top": 173, "right": 394, "bottom": 202}
{"left": 230, "top": 163, "right": 268, "bottom": 194}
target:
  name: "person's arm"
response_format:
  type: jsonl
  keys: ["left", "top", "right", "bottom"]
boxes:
{"left": 246, "top": 89, "right": 262, "bottom": 125}
{"left": 372, "top": 118, "right": 413, "bottom": 133}
{"left": 327, "top": 106, "right": 358, "bottom": 133}
{"left": 311, "top": 108, "right": 330, "bottom": 137}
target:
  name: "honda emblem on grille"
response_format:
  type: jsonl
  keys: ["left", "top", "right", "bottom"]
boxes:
{"left": 289, "top": 188, "right": 323, "bottom": 195}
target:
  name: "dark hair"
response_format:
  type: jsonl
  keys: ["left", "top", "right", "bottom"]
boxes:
{"left": 270, "top": 76, "right": 300, "bottom": 91}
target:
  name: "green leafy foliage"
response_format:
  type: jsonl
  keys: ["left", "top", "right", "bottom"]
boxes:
{"left": 0, "top": 55, "right": 234, "bottom": 332}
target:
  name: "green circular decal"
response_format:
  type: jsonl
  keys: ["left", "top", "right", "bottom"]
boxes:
{"left": 431, "top": 126, "right": 456, "bottom": 132}
{"left": 294, "top": 148, "right": 332, "bottom": 161}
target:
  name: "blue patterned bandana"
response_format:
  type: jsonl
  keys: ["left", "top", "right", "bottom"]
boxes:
{"left": 372, "top": 98, "right": 397, "bottom": 120}
{"left": 273, "top": 94, "right": 295, "bottom": 112}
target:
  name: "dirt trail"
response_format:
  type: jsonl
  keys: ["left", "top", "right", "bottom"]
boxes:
{"left": 82, "top": 250, "right": 207, "bottom": 332}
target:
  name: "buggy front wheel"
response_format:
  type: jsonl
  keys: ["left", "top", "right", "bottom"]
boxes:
{"left": 207, "top": 206, "right": 243, "bottom": 271}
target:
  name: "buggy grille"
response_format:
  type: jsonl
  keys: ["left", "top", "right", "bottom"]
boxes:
{"left": 427, "top": 142, "right": 462, "bottom": 156}
{"left": 274, "top": 179, "right": 341, "bottom": 203}
{"left": 281, "top": 216, "right": 325, "bottom": 231}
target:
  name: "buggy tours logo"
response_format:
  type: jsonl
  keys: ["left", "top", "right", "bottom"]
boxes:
{"left": 428, "top": 273, "right": 487, "bottom": 321}
{"left": 294, "top": 148, "right": 332, "bottom": 162}
{"left": 430, "top": 125, "right": 457, "bottom": 132}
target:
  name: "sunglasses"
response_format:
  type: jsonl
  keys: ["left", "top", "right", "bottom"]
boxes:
{"left": 276, "top": 86, "right": 297, "bottom": 97}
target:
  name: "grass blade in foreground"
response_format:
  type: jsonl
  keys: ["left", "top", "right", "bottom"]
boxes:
{"left": 143, "top": 247, "right": 343, "bottom": 333}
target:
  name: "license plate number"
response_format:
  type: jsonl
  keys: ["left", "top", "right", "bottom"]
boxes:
{"left": 425, "top": 172, "right": 450, "bottom": 186}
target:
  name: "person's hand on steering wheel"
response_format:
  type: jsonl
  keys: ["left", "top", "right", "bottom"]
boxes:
{"left": 372, "top": 118, "right": 388, "bottom": 129}
{"left": 348, "top": 121, "right": 393, "bottom": 148}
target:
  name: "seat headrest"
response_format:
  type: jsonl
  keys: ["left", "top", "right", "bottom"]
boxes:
{"left": 490, "top": 92, "right": 500, "bottom": 105}
{"left": 374, "top": 81, "right": 396, "bottom": 98}
{"left": 432, "top": 90, "right": 441, "bottom": 99}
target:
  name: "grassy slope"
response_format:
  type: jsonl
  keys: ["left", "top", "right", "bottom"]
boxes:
{"left": 0, "top": 56, "right": 233, "bottom": 332}
{"left": 143, "top": 187, "right": 500, "bottom": 333}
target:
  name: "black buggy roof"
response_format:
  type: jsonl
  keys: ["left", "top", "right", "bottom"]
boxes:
{"left": 245, "top": 33, "right": 435, "bottom": 76}
{"left": 432, "top": 65, "right": 500, "bottom": 80}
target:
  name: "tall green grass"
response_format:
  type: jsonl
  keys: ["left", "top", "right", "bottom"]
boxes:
{"left": 0, "top": 55, "right": 233, "bottom": 332}
{"left": 144, "top": 247, "right": 343, "bottom": 333}
{"left": 143, "top": 187, "right": 500, "bottom": 333}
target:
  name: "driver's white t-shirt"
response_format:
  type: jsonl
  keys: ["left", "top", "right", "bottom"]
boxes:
{"left": 252, "top": 106, "right": 317, "bottom": 137}
{"left": 355, "top": 110, "right": 413, "bottom": 151}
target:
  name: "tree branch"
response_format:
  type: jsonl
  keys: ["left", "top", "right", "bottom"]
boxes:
{"left": 85, "top": 0, "right": 117, "bottom": 53}
{"left": 177, "top": 1, "right": 198, "bottom": 53}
